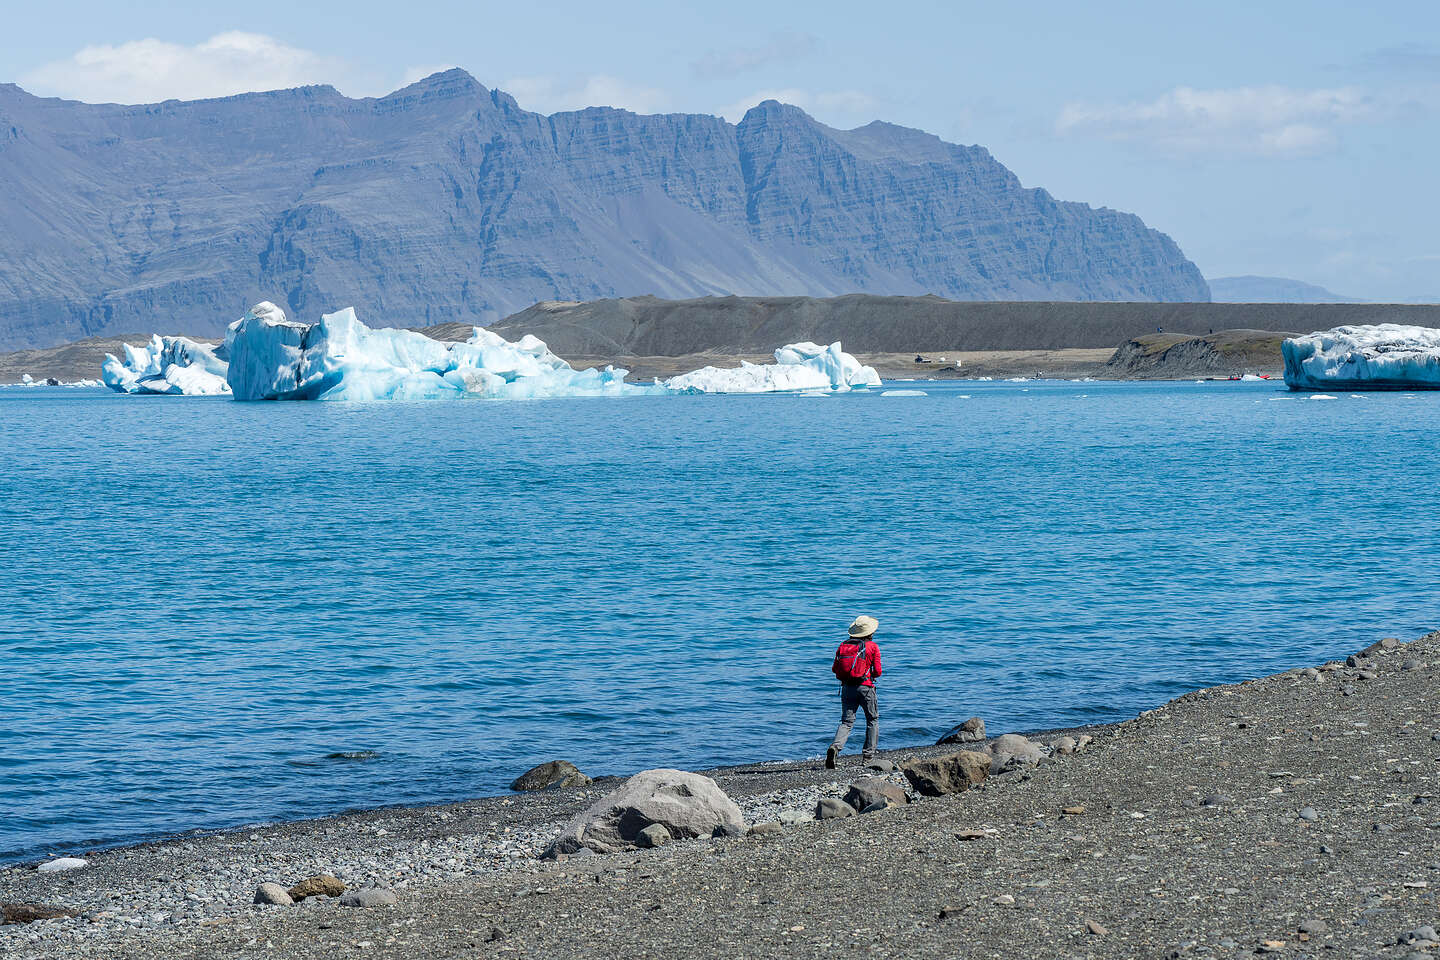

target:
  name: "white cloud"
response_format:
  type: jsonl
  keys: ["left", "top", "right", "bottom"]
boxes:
{"left": 501, "top": 74, "right": 670, "bottom": 115}
{"left": 18, "top": 32, "right": 386, "bottom": 104}
{"left": 717, "top": 88, "right": 880, "bottom": 124}
{"left": 1056, "top": 85, "right": 1378, "bottom": 156}
{"left": 691, "top": 33, "right": 818, "bottom": 78}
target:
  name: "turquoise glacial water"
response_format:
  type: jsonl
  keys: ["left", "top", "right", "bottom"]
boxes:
{"left": 2, "top": 380, "right": 1438, "bottom": 862}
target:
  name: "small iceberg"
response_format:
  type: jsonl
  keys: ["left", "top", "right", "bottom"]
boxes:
{"left": 661, "top": 342, "right": 879, "bottom": 394}
{"left": 1309, "top": 394, "right": 1339, "bottom": 400}
{"left": 1282, "top": 324, "right": 1440, "bottom": 391}
{"left": 101, "top": 336, "right": 230, "bottom": 395}
{"left": 880, "top": 389, "right": 928, "bottom": 397}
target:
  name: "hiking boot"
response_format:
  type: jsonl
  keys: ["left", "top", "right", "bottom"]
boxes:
{"left": 825, "top": 746, "right": 838, "bottom": 769}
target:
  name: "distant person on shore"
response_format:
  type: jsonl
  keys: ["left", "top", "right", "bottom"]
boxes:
{"left": 826, "top": 615, "right": 882, "bottom": 768}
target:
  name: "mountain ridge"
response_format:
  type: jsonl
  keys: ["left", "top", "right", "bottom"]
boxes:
{"left": 0, "top": 69, "right": 1209, "bottom": 350}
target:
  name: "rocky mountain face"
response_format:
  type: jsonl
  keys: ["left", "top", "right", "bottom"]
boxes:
{"left": 0, "top": 70, "right": 1209, "bottom": 350}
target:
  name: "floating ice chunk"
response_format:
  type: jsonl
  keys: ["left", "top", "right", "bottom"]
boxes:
{"left": 225, "top": 302, "right": 656, "bottom": 401}
{"left": 1240, "top": 373, "right": 1267, "bottom": 382}
{"left": 1283, "top": 324, "right": 1440, "bottom": 391}
{"left": 1309, "top": 394, "right": 1338, "bottom": 400}
{"left": 662, "top": 342, "right": 879, "bottom": 394}
{"left": 102, "top": 335, "right": 230, "bottom": 395}
{"left": 880, "top": 389, "right": 928, "bottom": 396}
{"left": 21, "top": 373, "right": 33, "bottom": 384}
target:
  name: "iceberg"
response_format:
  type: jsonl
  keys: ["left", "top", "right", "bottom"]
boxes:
{"left": 100, "top": 302, "right": 884, "bottom": 401}
{"left": 661, "top": 342, "right": 879, "bottom": 394}
{"left": 1282, "top": 324, "right": 1440, "bottom": 391}
{"left": 225, "top": 302, "right": 656, "bottom": 401}
{"left": 101, "top": 335, "right": 230, "bottom": 395}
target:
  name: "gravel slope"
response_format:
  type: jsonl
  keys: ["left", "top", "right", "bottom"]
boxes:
{"left": 4, "top": 631, "right": 1438, "bottom": 959}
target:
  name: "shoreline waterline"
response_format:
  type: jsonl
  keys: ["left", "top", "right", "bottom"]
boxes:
{"left": 3, "top": 630, "right": 1435, "bottom": 960}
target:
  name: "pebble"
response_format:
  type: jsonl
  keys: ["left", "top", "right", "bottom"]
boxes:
{"left": 815, "top": 797, "right": 854, "bottom": 820}
{"left": 993, "top": 894, "right": 1015, "bottom": 905}
{"left": 1402, "top": 659, "right": 1421, "bottom": 671}
{"left": 1202, "top": 793, "right": 1232, "bottom": 807}
{"left": 1085, "top": 919, "right": 1108, "bottom": 936}
{"left": 1298, "top": 807, "right": 1318, "bottom": 821}
{"left": 1399, "top": 925, "right": 1440, "bottom": 945}
{"left": 748, "top": 822, "right": 783, "bottom": 838}
{"left": 1297, "top": 918, "right": 1327, "bottom": 935}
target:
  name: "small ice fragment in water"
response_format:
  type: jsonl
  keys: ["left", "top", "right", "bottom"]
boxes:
{"left": 663, "top": 341, "right": 879, "bottom": 394}
{"left": 1309, "top": 394, "right": 1339, "bottom": 400}
{"left": 880, "top": 389, "right": 927, "bottom": 396}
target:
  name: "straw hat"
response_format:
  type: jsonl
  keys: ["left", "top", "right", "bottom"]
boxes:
{"left": 848, "top": 615, "right": 878, "bottom": 638}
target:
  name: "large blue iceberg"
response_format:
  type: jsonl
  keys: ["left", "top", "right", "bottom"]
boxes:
{"left": 1283, "top": 324, "right": 1440, "bottom": 391}
{"left": 225, "top": 302, "right": 651, "bottom": 401}
{"left": 101, "top": 302, "right": 880, "bottom": 400}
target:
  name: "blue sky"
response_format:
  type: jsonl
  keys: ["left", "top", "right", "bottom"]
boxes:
{"left": 7, "top": 0, "right": 1438, "bottom": 300}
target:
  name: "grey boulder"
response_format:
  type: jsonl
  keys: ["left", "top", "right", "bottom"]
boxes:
{"left": 843, "top": 777, "right": 909, "bottom": 813}
{"left": 545, "top": 768, "right": 744, "bottom": 855}
{"left": 937, "top": 716, "right": 987, "bottom": 745}
{"left": 254, "top": 883, "right": 293, "bottom": 906}
{"left": 510, "top": 760, "right": 592, "bottom": 792}
{"left": 36, "top": 858, "right": 87, "bottom": 873}
{"left": 901, "top": 751, "right": 991, "bottom": 796}
{"left": 816, "top": 797, "right": 855, "bottom": 820}
{"left": 988, "top": 733, "right": 1044, "bottom": 771}
{"left": 339, "top": 887, "right": 398, "bottom": 908}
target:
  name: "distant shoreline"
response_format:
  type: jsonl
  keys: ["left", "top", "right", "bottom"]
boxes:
{"left": 0, "top": 338, "right": 1283, "bottom": 386}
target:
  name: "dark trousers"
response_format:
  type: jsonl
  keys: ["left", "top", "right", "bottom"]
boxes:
{"left": 829, "top": 683, "right": 878, "bottom": 758}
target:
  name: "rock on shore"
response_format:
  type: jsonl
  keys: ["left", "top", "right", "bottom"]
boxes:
{"left": 545, "top": 769, "right": 744, "bottom": 856}
{"left": 510, "top": 760, "right": 592, "bottom": 792}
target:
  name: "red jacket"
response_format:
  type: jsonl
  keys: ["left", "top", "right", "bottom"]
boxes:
{"left": 832, "top": 639, "right": 881, "bottom": 687}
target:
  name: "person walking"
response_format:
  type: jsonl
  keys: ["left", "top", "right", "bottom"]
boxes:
{"left": 826, "top": 615, "right": 882, "bottom": 768}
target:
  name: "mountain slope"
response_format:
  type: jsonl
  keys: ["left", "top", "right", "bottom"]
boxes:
{"left": 0, "top": 70, "right": 1209, "bottom": 349}
{"left": 1208, "top": 276, "right": 1361, "bottom": 303}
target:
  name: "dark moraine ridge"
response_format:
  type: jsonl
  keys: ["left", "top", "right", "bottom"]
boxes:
{"left": 464, "top": 296, "right": 1440, "bottom": 356}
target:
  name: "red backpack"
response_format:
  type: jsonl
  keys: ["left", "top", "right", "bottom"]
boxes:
{"left": 833, "top": 639, "right": 873, "bottom": 682}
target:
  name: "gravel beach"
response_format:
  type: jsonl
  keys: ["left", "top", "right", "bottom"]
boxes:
{"left": 4, "top": 630, "right": 1438, "bottom": 959}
